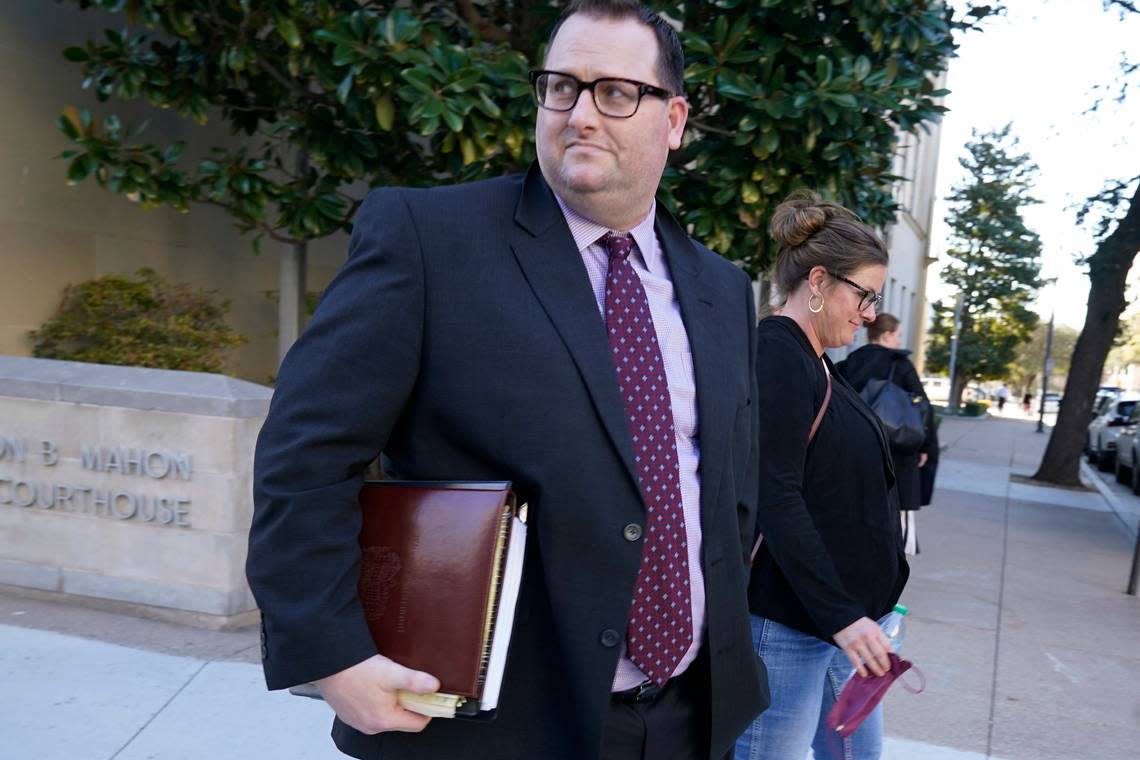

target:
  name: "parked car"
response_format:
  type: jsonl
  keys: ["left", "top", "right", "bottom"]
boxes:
{"left": 1087, "top": 393, "right": 1140, "bottom": 470}
{"left": 922, "top": 376, "right": 950, "bottom": 405}
{"left": 1087, "top": 388, "right": 1125, "bottom": 426}
{"left": 1114, "top": 404, "right": 1140, "bottom": 494}
{"left": 1092, "top": 388, "right": 1121, "bottom": 418}
{"left": 964, "top": 384, "right": 989, "bottom": 403}
{"left": 1043, "top": 392, "right": 1062, "bottom": 414}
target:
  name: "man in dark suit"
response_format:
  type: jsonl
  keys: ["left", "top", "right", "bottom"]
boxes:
{"left": 247, "top": 2, "right": 767, "bottom": 758}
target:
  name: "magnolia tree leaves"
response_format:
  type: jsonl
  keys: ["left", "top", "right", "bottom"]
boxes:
{"left": 58, "top": 0, "right": 995, "bottom": 270}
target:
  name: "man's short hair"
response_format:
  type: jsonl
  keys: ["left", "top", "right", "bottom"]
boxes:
{"left": 545, "top": 0, "right": 685, "bottom": 97}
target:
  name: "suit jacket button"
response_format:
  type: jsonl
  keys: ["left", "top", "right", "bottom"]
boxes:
{"left": 600, "top": 629, "right": 621, "bottom": 648}
{"left": 622, "top": 523, "right": 642, "bottom": 542}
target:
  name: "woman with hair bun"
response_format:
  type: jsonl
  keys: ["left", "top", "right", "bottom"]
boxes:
{"left": 735, "top": 191, "right": 908, "bottom": 760}
{"left": 838, "top": 313, "right": 939, "bottom": 556}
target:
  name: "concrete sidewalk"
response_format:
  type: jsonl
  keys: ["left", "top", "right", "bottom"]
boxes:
{"left": 1, "top": 415, "right": 1138, "bottom": 759}
{"left": 882, "top": 415, "right": 1140, "bottom": 760}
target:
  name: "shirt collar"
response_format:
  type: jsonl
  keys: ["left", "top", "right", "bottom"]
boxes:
{"left": 554, "top": 195, "right": 662, "bottom": 274}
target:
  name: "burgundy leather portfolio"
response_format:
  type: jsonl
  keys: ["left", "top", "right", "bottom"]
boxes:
{"left": 356, "top": 480, "right": 526, "bottom": 716}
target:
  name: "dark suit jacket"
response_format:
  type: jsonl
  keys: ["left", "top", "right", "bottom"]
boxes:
{"left": 837, "top": 344, "right": 938, "bottom": 511}
{"left": 748, "top": 317, "right": 908, "bottom": 640}
{"left": 247, "top": 164, "right": 768, "bottom": 760}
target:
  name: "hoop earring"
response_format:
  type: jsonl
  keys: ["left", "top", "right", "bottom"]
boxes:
{"left": 808, "top": 292, "right": 825, "bottom": 313}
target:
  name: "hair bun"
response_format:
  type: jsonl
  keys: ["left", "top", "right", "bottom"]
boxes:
{"left": 770, "top": 190, "right": 829, "bottom": 248}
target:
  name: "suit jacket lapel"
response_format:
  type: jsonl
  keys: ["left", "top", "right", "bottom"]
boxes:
{"left": 508, "top": 166, "right": 642, "bottom": 497}
{"left": 654, "top": 208, "right": 734, "bottom": 528}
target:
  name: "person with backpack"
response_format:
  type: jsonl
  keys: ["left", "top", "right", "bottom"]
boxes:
{"left": 735, "top": 191, "right": 909, "bottom": 760}
{"left": 837, "top": 314, "right": 939, "bottom": 556}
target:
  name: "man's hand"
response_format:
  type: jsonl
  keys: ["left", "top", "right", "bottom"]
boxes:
{"left": 918, "top": 452, "right": 929, "bottom": 468}
{"left": 315, "top": 654, "right": 441, "bottom": 734}
{"left": 833, "top": 617, "right": 891, "bottom": 678}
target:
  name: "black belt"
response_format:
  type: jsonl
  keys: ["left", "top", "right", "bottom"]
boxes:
{"left": 611, "top": 679, "right": 663, "bottom": 704}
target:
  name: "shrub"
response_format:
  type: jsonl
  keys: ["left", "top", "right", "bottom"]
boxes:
{"left": 962, "top": 401, "right": 989, "bottom": 417}
{"left": 30, "top": 268, "right": 245, "bottom": 373}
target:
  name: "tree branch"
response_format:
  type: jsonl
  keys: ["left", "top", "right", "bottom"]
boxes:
{"left": 456, "top": 0, "right": 510, "bottom": 42}
{"left": 686, "top": 118, "right": 734, "bottom": 136}
{"left": 252, "top": 53, "right": 323, "bottom": 104}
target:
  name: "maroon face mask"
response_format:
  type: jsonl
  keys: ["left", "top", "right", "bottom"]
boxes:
{"left": 827, "top": 652, "right": 925, "bottom": 737}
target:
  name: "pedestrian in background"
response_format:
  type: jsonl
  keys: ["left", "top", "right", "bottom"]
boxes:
{"left": 997, "top": 383, "right": 1009, "bottom": 413}
{"left": 736, "top": 191, "right": 909, "bottom": 760}
{"left": 838, "top": 313, "right": 938, "bottom": 556}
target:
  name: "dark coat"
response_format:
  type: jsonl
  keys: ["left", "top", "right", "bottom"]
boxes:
{"left": 247, "top": 165, "right": 768, "bottom": 760}
{"left": 748, "top": 317, "right": 909, "bottom": 641}
{"left": 837, "top": 344, "right": 939, "bottom": 511}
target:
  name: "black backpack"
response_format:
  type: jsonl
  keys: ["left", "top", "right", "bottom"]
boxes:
{"left": 861, "top": 360, "right": 928, "bottom": 454}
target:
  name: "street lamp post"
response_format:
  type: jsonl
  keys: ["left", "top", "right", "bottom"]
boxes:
{"left": 947, "top": 293, "right": 964, "bottom": 415}
{"left": 1036, "top": 308, "right": 1055, "bottom": 434}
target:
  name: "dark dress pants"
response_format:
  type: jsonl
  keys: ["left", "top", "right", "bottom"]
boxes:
{"left": 600, "top": 651, "right": 712, "bottom": 760}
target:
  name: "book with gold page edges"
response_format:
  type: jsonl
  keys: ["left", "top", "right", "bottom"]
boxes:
{"left": 291, "top": 480, "right": 527, "bottom": 720}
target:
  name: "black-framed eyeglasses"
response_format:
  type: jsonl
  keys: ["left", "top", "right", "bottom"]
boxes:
{"left": 529, "top": 69, "right": 674, "bottom": 119}
{"left": 828, "top": 270, "right": 883, "bottom": 312}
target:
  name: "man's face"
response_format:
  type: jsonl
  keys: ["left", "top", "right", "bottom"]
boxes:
{"left": 535, "top": 14, "right": 687, "bottom": 224}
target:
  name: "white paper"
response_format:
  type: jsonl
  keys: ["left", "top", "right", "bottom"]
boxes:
{"left": 479, "top": 513, "right": 527, "bottom": 711}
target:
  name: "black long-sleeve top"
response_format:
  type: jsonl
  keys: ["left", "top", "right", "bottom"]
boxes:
{"left": 748, "top": 316, "right": 909, "bottom": 640}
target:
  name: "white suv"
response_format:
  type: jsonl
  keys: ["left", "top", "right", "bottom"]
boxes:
{"left": 1087, "top": 393, "right": 1140, "bottom": 471}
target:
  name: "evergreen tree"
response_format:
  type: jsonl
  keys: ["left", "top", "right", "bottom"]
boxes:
{"left": 925, "top": 125, "right": 1043, "bottom": 406}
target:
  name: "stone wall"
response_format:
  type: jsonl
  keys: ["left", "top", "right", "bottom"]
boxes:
{"left": 0, "top": 356, "right": 270, "bottom": 628}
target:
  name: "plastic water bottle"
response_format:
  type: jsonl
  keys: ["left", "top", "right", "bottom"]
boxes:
{"left": 884, "top": 604, "right": 908, "bottom": 652}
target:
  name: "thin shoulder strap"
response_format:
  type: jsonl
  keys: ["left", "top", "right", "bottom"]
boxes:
{"left": 886, "top": 354, "right": 900, "bottom": 384}
{"left": 751, "top": 364, "right": 832, "bottom": 565}
{"left": 808, "top": 365, "right": 833, "bottom": 445}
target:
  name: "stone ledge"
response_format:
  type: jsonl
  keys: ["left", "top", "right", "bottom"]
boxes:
{"left": 0, "top": 582, "right": 260, "bottom": 631}
{"left": 0, "top": 558, "right": 256, "bottom": 621}
{"left": 0, "top": 558, "right": 61, "bottom": 591}
{"left": 0, "top": 356, "right": 271, "bottom": 418}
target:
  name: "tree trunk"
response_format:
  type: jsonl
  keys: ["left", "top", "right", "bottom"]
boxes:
{"left": 277, "top": 239, "right": 308, "bottom": 364}
{"left": 949, "top": 371, "right": 966, "bottom": 410}
{"left": 1033, "top": 182, "right": 1140, "bottom": 486}
{"left": 276, "top": 149, "right": 310, "bottom": 365}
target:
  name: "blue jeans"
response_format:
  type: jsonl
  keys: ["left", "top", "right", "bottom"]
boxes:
{"left": 734, "top": 615, "right": 888, "bottom": 760}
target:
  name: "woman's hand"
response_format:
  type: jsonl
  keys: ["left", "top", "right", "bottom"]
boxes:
{"left": 833, "top": 617, "right": 891, "bottom": 677}
{"left": 918, "top": 452, "right": 929, "bottom": 468}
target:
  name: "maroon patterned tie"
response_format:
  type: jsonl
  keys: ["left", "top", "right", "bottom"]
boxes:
{"left": 601, "top": 232, "right": 692, "bottom": 687}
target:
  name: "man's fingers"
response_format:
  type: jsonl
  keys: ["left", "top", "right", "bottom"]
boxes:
{"left": 379, "top": 661, "right": 440, "bottom": 695}
{"left": 314, "top": 655, "right": 442, "bottom": 736}
{"left": 383, "top": 708, "right": 433, "bottom": 733}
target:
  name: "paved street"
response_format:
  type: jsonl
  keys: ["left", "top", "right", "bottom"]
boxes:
{"left": 1, "top": 413, "right": 1138, "bottom": 759}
